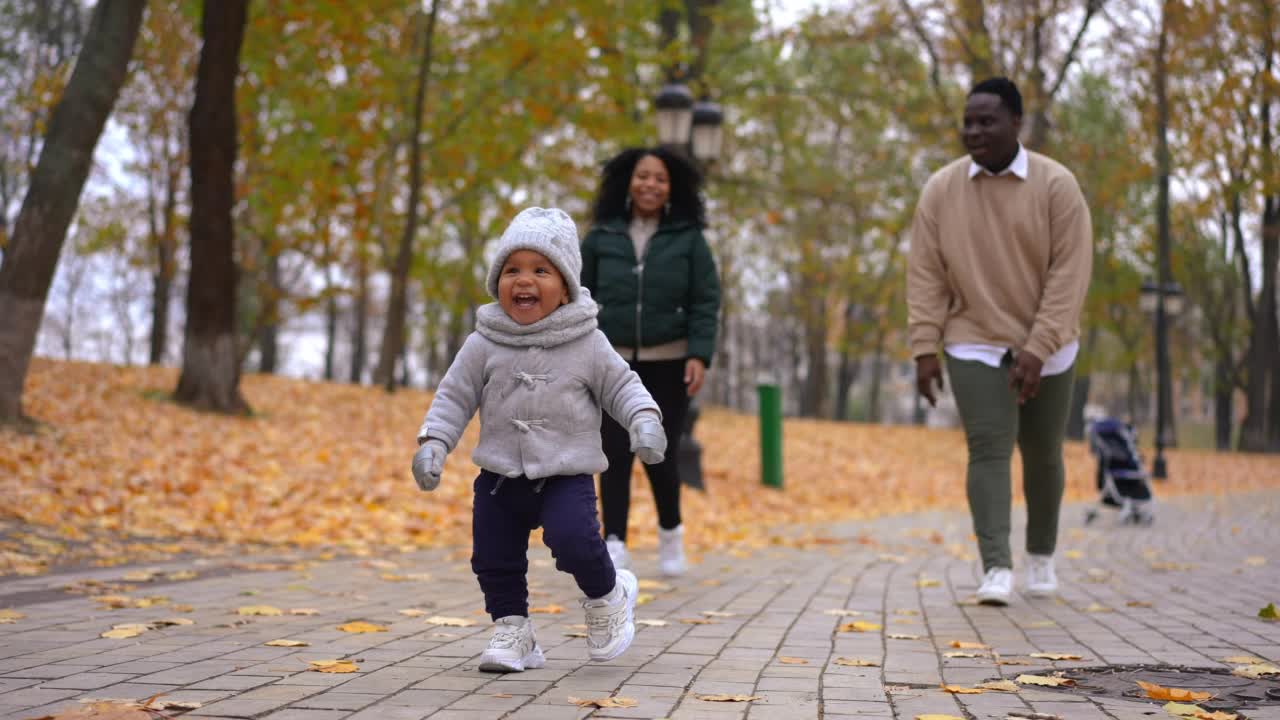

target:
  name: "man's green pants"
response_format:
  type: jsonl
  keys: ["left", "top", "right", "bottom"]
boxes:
{"left": 946, "top": 354, "right": 1075, "bottom": 572}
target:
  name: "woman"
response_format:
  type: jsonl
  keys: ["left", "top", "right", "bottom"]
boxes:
{"left": 580, "top": 146, "right": 720, "bottom": 576}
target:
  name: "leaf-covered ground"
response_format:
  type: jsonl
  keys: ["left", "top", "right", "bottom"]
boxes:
{"left": 3, "top": 359, "right": 1278, "bottom": 576}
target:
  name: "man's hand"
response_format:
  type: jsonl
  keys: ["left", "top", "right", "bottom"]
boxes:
{"left": 915, "top": 354, "right": 944, "bottom": 408}
{"left": 629, "top": 414, "right": 667, "bottom": 465}
{"left": 684, "top": 357, "right": 706, "bottom": 397}
{"left": 411, "top": 439, "right": 447, "bottom": 491}
{"left": 1009, "top": 351, "right": 1044, "bottom": 405}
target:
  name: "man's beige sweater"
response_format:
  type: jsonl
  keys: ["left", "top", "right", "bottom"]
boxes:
{"left": 907, "top": 150, "right": 1092, "bottom": 363}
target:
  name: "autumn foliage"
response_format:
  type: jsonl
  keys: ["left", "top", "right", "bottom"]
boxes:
{"left": 3, "top": 359, "right": 1279, "bottom": 576}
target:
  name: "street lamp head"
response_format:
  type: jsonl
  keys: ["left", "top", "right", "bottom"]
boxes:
{"left": 654, "top": 82, "right": 694, "bottom": 146}
{"left": 691, "top": 98, "right": 724, "bottom": 164}
{"left": 1139, "top": 278, "right": 1159, "bottom": 313}
{"left": 1164, "top": 282, "right": 1185, "bottom": 316}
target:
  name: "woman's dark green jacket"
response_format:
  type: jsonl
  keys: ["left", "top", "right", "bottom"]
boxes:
{"left": 580, "top": 217, "right": 720, "bottom": 366}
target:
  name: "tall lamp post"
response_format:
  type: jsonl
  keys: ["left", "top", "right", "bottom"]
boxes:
{"left": 1140, "top": 278, "right": 1184, "bottom": 479}
{"left": 653, "top": 81, "right": 724, "bottom": 491}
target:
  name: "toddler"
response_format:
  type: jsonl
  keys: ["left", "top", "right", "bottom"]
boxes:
{"left": 412, "top": 207, "right": 666, "bottom": 672}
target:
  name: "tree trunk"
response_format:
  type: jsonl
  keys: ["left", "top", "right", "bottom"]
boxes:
{"left": 374, "top": 0, "right": 439, "bottom": 392}
{"left": 148, "top": 157, "right": 178, "bottom": 365}
{"left": 1066, "top": 327, "right": 1099, "bottom": 439}
{"left": 1215, "top": 356, "right": 1233, "bottom": 451}
{"left": 0, "top": 0, "right": 145, "bottom": 424}
{"left": 801, "top": 296, "right": 828, "bottom": 418}
{"left": 868, "top": 328, "right": 886, "bottom": 424}
{"left": 256, "top": 251, "right": 280, "bottom": 374}
{"left": 833, "top": 302, "right": 860, "bottom": 421}
{"left": 174, "top": 0, "right": 250, "bottom": 415}
{"left": 350, "top": 250, "right": 368, "bottom": 383}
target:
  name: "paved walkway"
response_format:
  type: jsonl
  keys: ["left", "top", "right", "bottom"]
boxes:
{"left": 1, "top": 491, "right": 1278, "bottom": 720}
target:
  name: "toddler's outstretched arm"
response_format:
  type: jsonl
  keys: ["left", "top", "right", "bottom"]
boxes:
{"left": 590, "top": 333, "right": 666, "bottom": 465}
{"left": 412, "top": 334, "right": 486, "bottom": 488}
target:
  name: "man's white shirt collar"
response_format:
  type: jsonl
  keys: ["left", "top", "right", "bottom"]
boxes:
{"left": 968, "top": 143, "right": 1028, "bottom": 180}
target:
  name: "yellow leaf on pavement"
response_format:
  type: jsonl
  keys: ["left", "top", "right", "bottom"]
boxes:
{"left": 636, "top": 619, "right": 668, "bottom": 627}
{"left": 834, "top": 657, "right": 879, "bottom": 667}
{"left": 289, "top": 608, "right": 320, "bottom": 616}
{"left": 337, "top": 621, "right": 388, "bottom": 633}
{"left": 1245, "top": 556, "right": 1266, "bottom": 566}
{"left": 941, "top": 684, "right": 984, "bottom": 694}
{"left": 0, "top": 609, "right": 25, "bottom": 623}
{"left": 1136, "top": 680, "right": 1211, "bottom": 702}
{"left": 265, "top": 639, "right": 309, "bottom": 647}
{"left": 308, "top": 659, "right": 359, "bottom": 673}
{"left": 1017, "top": 674, "right": 1076, "bottom": 687}
{"left": 638, "top": 580, "right": 672, "bottom": 591}
{"left": 839, "top": 621, "right": 881, "bottom": 633}
{"left": 636, "top": 593, "right": 655, "bottom": 605}
{"left": 568, "top": 696, "right": 638, "bottom": 708}
{"left": 530, "top": 605, "right": 564, "bottom": 614}
{"left": 977, "top": 679, "right": 1019, "bottom": 692}
{"left": 702, "top": 610, "right": 736, "bottom": 617}
{"left": 1030, "top": 652, "right": 1084, "bottom": 661}
{"left": 1259, "top": 602, "right": 1278, "bottom": 620}
{"left": 398, "top": 609, "right": 428, "bottom": 617}
{"left": 237, "top": 605, "right": 283, "bottom": 616}
{"left": 778, "top": 657, "right": 808, "bottom": 664}
{"left": 1064, "top": 550, "right": 1084, "bottom": 559}
{"left": 945, "top": 651, "right": 982, "bottom": 658}
{"left": 824, "top": 608, "right": 862, "bottom": 616}
{"left": 1222, "top": 655, "right": 1262, "bottom": 664}
{"left": 424, "top": 616, "right": 477, "bottom": 627}
{"left": 1230, "top": 663, "right": 1280, "bottom": 679}
{"left": 1084, "top": 603, "right": 1112, "bottom": 613}
{"left": 950, "top": 640, "right": 988, "bottom": 649}
{"left": 916, "top": 577, "right": 941, "bottom": 588}
{"left": 1127, "top": 601, "right": 1154, "bottom": 608}
{"left": 101, "top": 624, "right": 149, "bottom": 639}
{"left": 696, "top": 694, "right": 762, "bottom": 702}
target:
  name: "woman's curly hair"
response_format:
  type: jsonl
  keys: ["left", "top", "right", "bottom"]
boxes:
{"left": 590, "top": 146, "right": 707, "bottom": 228}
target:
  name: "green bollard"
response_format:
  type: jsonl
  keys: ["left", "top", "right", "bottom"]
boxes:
{"left": 757, "top": 382, "right": 783, "bottom": 488}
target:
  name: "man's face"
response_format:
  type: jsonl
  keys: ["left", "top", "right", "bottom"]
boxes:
{"left": 962, "top": 92, "right": 1022, "bottom": 170}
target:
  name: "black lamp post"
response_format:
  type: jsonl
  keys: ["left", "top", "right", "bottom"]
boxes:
{"left": 1139, "top": 278, "right": 1184, "bottom": 480}
{"left": 653, "top": 81, "right": 723, "bottom": 491}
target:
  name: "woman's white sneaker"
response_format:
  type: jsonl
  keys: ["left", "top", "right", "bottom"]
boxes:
{"left": 976, "top": 567, "right": 1013, "bottom": 606}
{"left": 478, "top": 616, "right": 545, "bottom": 673}
{"left": 1025, "top": 554, "right": 1058, "bottom": 597}
{"left": 657, "top": 524, "right": 687, "bottom": 576}
{"left": 605, "top": 534, "right": 631, "bottom": 571}
{"left": 582, "top": 569, "right": 637, "bottom": 662}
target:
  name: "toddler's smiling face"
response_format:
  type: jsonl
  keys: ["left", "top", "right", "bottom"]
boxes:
{"left": 498, "top": 249, "right": 569, "bottom": 325}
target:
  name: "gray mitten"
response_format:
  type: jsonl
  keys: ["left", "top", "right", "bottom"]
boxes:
{"left": 629, "top": 413, "right": 667, "bottom": 465}
{"left": 411, "top": 438, "right": 448, "bottom": 491}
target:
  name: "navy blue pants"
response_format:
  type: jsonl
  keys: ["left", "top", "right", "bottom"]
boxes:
{"left": 472, "top": 470, "right": 616, "bottom": 621}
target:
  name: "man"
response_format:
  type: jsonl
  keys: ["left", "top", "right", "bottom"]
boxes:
{"left": 907, "top": 77, "right": 1092, "bottom": 606}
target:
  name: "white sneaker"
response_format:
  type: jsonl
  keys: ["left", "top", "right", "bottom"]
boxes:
{"left": 1025, "top": 554, "right": 1058, "bottom": 597}
{"left": 605, "top": 534, "right": 631, "bottom": 571}
{"left": 478, "top": 616, "right": 545, "bottom": 673}
{"left": 976, "top": 567, "right": 1013, "bottom": 606}
{"left": 657, "top": 524, "right": 687, "bottom": 576}
{"left": 582, "top": 569, "right": 637, "bottom": 662}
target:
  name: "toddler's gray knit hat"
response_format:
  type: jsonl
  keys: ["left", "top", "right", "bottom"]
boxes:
{"left": 486, "top": 207, "right": 582, "bottom": 301}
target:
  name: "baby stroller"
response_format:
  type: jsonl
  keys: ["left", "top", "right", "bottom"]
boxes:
{"left": 1084, "top": 418, "right": 1154, "bottom": 526}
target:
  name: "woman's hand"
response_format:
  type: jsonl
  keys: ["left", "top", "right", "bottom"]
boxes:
{"left": 684, "top": 357, "right": 706, "bottom": 397}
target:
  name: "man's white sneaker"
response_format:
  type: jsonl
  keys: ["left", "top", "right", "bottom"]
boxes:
{"left": 657, "top": 524, "right": 687, "bottom": 576}
{"left": 605, "top": 534, "right": 631, "bottom": 571}
{"left": 582, "top": 569, "right": 637, "bottom": 662}
{"left": 976, "top": 567, "right": 1013, "bottom": 606}
{"left": 478, "top": 616, "right": 545, "bottom": 673}
{"left": 1025, "top": 554, "right": 1058, "bottom": 597}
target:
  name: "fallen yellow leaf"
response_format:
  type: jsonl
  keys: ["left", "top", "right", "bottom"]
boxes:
{"left": 0, "top": 609, "right": 23, "bottom": 623}
{"left": 1030, "top": 652, "right": 1084, "bottom": 660}
{"left": 1017, "top": 674, "right": 1076, "bottom": 687}
{"left": 834, "top": 657, "right": 879, "bottom": 666}
{"left": 424, "top": 616, "right": 477, "bottom": 627}
{"left": 1230, "top": 663, "right": 1280, "bottom": 679}
{"left": 101, "top": 624, "right": 149, "bottom": 639}
{"left": 1127, "top": 601, "right": 1154, "bottom": 608}
{"left": 944, "top": 651, "right": 982, "bottom": 658}
{"left": 1083, "top": 603, "right": 1112, "bottom": 613}
{"left": 265, "top": 639, "right": 309, "bottom": 647}
{"left": 308, "top": 659, "right": 359, "bottom": 673}
{"left": 568, "top": 696, "right": 638, "bottom": 708}
{"left": 696, "top": 694, "right": 762, "bottom": 702}
{"left": 824, "top": 608, "right": 862, "bottom": 616}
{"left": 950, "top": 640, "right": 988, "bottom": 650}
{"left": 976, "top": 679, "right": 1019, "bottom": 692}
{"left": 1259, "top": 602, "right": 1278, "bottom": 620}
{"left": 894, "top": 609, "right": 921, "bottom": 616}
{"left": 636, "top": 619, "right": 668, "bottom": 627}
{"left": 1222, "top": 655, "right": 1263, "bottom": 664}
{"left": 839, "top": 621, "right": 881, "bottom": 632}
{"left": 636, "top": 593, "right": 655, "bottom": 605}
{"left": 1064, "top": 550, "right": 1084, "bottom": 559}
{"left": 778, "top": 656, "right": 808, "bottom": 664}
{"left": 289, "top": 608, "right": 320, "bottom": 616}
{"left": 237, "top": 605, "right": 283, "bottom": 616}
{"left": 1136, "top": 680, "right": 1211, "bottom": 702}
{"left": 916, "top": 577, "right": 942, "bottom": 588}
{"left": 638, "top": 580, "right": 672, "bottom": 591}
{"left": 398, "top": 609, "right": 428, "bottom": 617}
{"left": 530, "top": 605, "right": 564, "bottom": 614}
{"left": 941, "top": 684, "right": 984, "bottom": 694}
{"left": 1245, "top": 556, "right": 1266, "bottom": 566}
{"left": 337, "top": 621, "right": 388, "bottom": 633}
{"left": 702, "top": 610, "right": 736, "bottom": 617}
